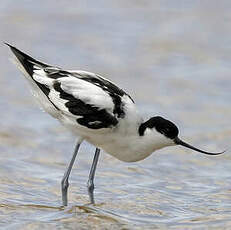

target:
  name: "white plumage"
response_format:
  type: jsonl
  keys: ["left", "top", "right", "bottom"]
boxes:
{"left": 6, "top": 43, "right": 224, "bottom": 206}
{"left": 55, "top": 76, "right": 115, "bottom": 113}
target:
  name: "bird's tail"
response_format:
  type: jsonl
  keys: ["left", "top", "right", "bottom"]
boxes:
{"left": 5, "top": 43, "right": 55, "bottom": 96}
{"left": 5, "top": 43, "right": 50, "bottom": 75}
{"left": 5, "top": 43, "right": 61, "bottom": 116}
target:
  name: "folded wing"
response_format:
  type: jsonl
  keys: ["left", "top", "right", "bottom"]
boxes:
{"left": 7, "top": 44, "right": 134, "bottom": 129}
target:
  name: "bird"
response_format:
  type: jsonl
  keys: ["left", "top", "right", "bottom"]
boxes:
{"left": 5, "top": 43, "right": 224, "bottom": 206}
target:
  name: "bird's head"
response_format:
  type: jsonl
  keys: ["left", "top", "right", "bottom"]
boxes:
{"left": 139, "top": 116, "right": 224, "bottom": 155}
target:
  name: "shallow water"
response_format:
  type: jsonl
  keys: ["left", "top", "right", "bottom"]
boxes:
{"left": 0, "top": 1, "right": 231, "bottom": 229}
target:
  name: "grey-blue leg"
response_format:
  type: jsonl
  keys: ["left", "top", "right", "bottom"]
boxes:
{"left": 61, "top": 139, "right": 83, "bottom": 206}
{"left": 87, "top": 148, "right": 100, "bottom": 204}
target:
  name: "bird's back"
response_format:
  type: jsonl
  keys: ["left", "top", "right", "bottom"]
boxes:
{"left": 7, "top": 44, "right": 141, "bottom": 140}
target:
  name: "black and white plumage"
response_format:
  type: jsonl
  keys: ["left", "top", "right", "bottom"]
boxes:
{"left": 6, "top": 44, "right": 224, "bottom": 206}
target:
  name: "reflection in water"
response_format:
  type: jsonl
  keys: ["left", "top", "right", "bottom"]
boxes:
{"left": 1, "top": 0, "right": 231, "bottom": 229}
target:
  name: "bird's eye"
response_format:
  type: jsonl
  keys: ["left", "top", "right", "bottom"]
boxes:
{"left": 161, "top": 128, "right": 169, "bottom": 135}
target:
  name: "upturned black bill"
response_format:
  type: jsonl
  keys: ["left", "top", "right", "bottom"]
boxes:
{"left": 174, "top": 137, "right": 225, "bottom": 155}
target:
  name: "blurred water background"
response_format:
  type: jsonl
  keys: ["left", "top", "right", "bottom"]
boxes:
{"left": 0, "top": 1, "right": 231, "bottom": 229}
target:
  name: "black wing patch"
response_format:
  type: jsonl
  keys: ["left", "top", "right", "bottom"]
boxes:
{"left": 6, "top": 44, "right": 134, "bottom": 128}
{"left": 73, "top": 73, "right": 134, "bottom": 118}
{"left": 43, "top": 69, "right": 131, "bottom": 119}
{"left": 6, "top": 43, "right": 49, "bottom": 74}
{"left": 44, "top": 68, "right": 69, "bottom": 79}
{"left": 6, "top": 44, "right": 51, "bottom": 98}
{"left": 51, "top": 70, "right": 133, "bottom": 119}
{"left": 53, "top": 82, "right": 118, "bottom": 129}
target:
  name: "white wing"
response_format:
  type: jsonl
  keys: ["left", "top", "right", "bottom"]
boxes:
{"left": 7, "top": 44, "right": 134, "bottom": 129}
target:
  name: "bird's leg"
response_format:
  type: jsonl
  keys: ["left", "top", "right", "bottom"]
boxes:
{"left": 61, "top": 139, "right": 83, "bottom": 206}
{"left": 87, "top": 148, "right": 100, "bottom": 204}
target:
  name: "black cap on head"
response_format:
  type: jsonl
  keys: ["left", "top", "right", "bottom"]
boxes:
{"left": 139, "top": 116, "right": 179, "bottom": 139}
{"left": 139, "top": 116, "right": 225, "bottom": 156}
